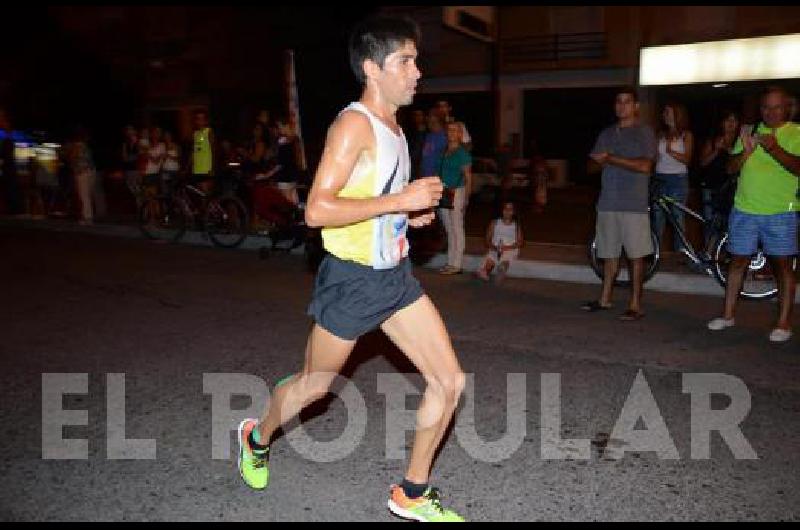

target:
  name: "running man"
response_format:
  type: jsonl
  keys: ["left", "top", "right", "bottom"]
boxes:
{"left": 237, "top": 16, "right": 466, "bottom": 522}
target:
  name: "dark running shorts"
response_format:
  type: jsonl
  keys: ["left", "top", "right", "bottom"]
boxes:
{"left": 307, "top": 254, "right": 424, "bottom": 340}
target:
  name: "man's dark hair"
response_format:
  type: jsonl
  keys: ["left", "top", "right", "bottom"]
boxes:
{"left": 761, "top": 85, "right": 789, "bottom": 102}
{"left": 616, "top": 86, "right": 639, "bottom": 103}
{"left": 349, "top": 16, "right": 420, "bottom": 84}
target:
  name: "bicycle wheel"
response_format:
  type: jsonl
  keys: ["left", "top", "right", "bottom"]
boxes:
{"left": 711, "top": 232, "right": 797, "bottom": 300}
{"left": 588, "top": 229, "right": 660, "bottom": 285}
{"left": 139, "top": 196, "right": 187, "bottom": 242}
{"left": 205, "top": 195, "right": 249, "bottom": 248}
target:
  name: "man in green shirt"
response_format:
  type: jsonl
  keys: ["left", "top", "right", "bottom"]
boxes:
{"left": 708, "top": 86, "right": 800, "bottom": 343}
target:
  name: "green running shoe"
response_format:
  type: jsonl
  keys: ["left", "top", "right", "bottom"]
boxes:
{"left": 237, "top": 418, "right": 269, "bottom": 490}
{"left": 388, "top": 484, "right": 465, "bottom": 522}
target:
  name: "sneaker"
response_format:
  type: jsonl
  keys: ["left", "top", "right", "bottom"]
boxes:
{"left": 237, "top": 418, "right": 269, "bottom": 490}
{"left": 707, "top": 317, "right": 735, "bottom": 331}
{"left": 388, "top": 484, "right": 465, "bottom": 522}
{"left": 769, "top": 328, "right": 793, "bottom": 343}
{"left": 440, "top": 266, "right": 462, "bottom": 275}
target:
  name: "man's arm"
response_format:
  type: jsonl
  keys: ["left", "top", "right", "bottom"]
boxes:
{"left": 606, "top": 154, "right": 654, "bottom": 175}
{"left": 758, "top": 133, "right": 800, "bottom": 177}
{"left": 591, "top": 152, "right": 653, "bottom": 175}
{"left": 727, "top": 134, "right": 755, "bottom": 175}
{"left": 305, "top": 111, "right": 443, "bottom": 228}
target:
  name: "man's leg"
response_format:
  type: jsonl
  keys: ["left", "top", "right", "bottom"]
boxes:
{"left": 595, "top": 212, "right": 621, "bottom": 308}
{"left": 600, "top": 258, "right": 619, "bottom": 307}
{"left": 237, "top": 323, "right": 355, "bottom": 490}
{"left": 256, "top": 324, "right": 356, "bottom": 443}
{"left": 619, "top": 212, "right": 653, "bottom": 318}
{"left": 721, "top": 256, "right": 751, "bottom": 320}
{"left": 380, "top": 295, "right": 466, "bottom": 521}
{"left": 715, "top": 208, "right": 761, "bottom": 325}
{"left": 629, "top": 257, "right": 644, "bottom": 313}
{"left": 771, "top": 256, "right": 795, "bottom": 331}
{"left": 379, "top": 295, "right": 465, "bottom": 485}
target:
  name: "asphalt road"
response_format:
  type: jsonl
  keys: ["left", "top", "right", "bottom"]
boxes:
{"left": 0, "top": 226, "right": 798, "bottom": 521}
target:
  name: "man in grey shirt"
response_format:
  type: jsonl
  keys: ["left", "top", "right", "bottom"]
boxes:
{"left": 582, "top": 87, "right": 657, "bottom": 320}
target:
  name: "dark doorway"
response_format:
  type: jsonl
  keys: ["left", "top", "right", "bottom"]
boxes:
{"left": 524, "top": 86, "right": 621, "bottom": 186}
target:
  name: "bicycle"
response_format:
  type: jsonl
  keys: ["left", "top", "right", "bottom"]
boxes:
{"left": 588, "top": 192, "right": 797, "bottom": 300}
{"left": 139, "top": 177, "right": 249, "bottom": 248}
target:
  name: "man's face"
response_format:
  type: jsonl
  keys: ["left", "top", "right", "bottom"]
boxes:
{"left": 194, "top": 113, "right": 207, "bottom": 129}
{"left": 412, "top": 110, "right": 425, "bottom": 128}
{"left": 615, "top": 93, "right": 638, "bottom": 121}
{"left": 761, "top": 92, "right": 786, "bottom": 128}
{"left": 436, "top": 100, "right": 450, "bottom": 119}
{"left": 371, "top": 40, "right": 421, "bottom": 108}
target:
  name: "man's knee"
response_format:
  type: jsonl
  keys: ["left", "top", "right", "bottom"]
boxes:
{"left": 297, "top": 373, "right": 336, "bottom": 401}
{"left": 431, "top": 370, "right": 465, "bottom": 404}
{"left": 729, "top": 256, "right": 751, "bottom": 270}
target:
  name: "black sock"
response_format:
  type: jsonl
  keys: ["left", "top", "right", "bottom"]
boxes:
{"left": 400, "top": 478, "right": 428, "bottom": 499}
{"left": 247, "top": 429, "right": 269, "bottom": 454}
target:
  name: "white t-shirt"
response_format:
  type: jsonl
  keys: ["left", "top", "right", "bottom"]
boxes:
{"left": 163, "top": 145, "right": 180, "bottom": 172}
{"left": 492, "top": 219, "right": 517, "bottom": 246}
{"left": 145, "top": 142, "right": 165, "bottom": 175}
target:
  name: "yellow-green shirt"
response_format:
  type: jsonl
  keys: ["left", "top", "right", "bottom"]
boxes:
{"left": 732, "top": 122, "right": 800, "bottom": 214}
{"left": 192, "top": 127, "right": 212, "bottom": 175}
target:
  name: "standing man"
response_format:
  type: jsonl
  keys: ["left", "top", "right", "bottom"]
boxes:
{"left": 191, "top": 109, "right": 215, "bottom": 195}
{"left": 406, "top": 108, "right": 427, "bottom": 181}
{"left": 435, "top": 99, "right": 472, "bottom": 152}
{"left": 582, "top": 87, "right": 657, "bottom": 321}
{"left": 236, "top": 16, "right": 466, "bottom": 522}
{"left": 420, "top": 109, "right": 446, "bottom": 178}
{"left": 708, "top": 86, "right": 799, "bottom": 343}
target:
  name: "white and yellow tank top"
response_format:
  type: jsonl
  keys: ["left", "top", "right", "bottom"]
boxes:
{"left": 322, "top": 102, "right": 411, "bottom": 270}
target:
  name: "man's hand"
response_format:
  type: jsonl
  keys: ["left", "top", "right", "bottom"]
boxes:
{"left": 590, "top": 152, "right": 610, "bottom": 166}
{"left": 408, "top": 210, "right": 436, "bottom": 228}
{"left": 756, "top": 132, "right": 779, "bottom": 155}
{"left": 742, "top": 131, "right": 757, "bottom": 158}
{"left": 400, "top": 176, "right": 443, "bottom": 212}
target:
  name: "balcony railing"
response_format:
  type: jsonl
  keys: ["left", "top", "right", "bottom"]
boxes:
{"left": 501, "top": 32, "right": 607, "bottom": 65}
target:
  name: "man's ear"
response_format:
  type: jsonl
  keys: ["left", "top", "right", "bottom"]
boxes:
{"left": 363, "top": 58, "right": 381, "bottom": 81}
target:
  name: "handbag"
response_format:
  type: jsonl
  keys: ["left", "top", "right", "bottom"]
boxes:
{"left": 439, "top": 187, "right": 455, "bottom": 209}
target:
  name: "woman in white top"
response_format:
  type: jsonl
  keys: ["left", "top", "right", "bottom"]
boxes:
{"left": 653, "top": 103, "right": 693, "bottom": 253}
{"left": 475, "top": 201, "right": 524, "bottom": 283}
{"left": 143, "top": 127, "right": 165, "bottom": 198}
{"left": 161, "top": 131, "right": 181, "bottom": 195}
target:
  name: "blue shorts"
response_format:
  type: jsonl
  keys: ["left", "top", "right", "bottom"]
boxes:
{"left": 727, "top": 208, "right": 798, "bottom": 257}
{"left": 307, "top": 254, "right": 424, "bottom": 340}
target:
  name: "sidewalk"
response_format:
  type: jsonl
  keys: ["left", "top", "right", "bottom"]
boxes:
{"left": 3, "top": 215, "right": 797, "bottom": 303}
